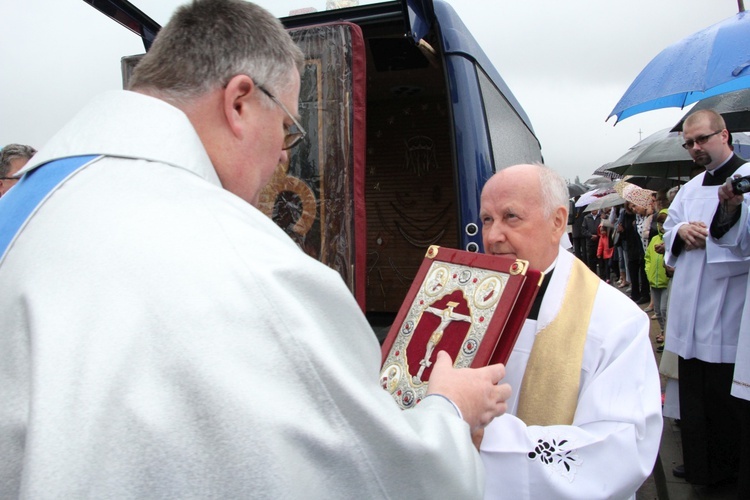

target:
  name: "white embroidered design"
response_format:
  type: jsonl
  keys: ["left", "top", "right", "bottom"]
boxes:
{"left": 527, "top": 436, "right": 582, "bottom": 482}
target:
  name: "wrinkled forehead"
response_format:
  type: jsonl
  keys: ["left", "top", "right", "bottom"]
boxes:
{"left": 484, "top": 167, "right": 540, "bottom": 194}
{"left": 480, "top": 175, "right": 541, "bottom": 215}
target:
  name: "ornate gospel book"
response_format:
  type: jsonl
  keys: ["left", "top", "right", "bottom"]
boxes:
{"left": 380, "top": 245, "right": 543, "bottom": 409}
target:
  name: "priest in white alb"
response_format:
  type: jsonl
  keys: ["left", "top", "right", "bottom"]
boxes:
{"left": 478, "top": 164, "right": 662, "bottom": 499}
{"left": 662, "top": 109, "right": 750, "bottom": 485}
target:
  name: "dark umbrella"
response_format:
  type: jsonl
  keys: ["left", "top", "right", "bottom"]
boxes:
{"left": 608, "top": 11, "right": 750, "bottom": 123}
{"left": 671, "top": 88, "right": 750, "bottom": 132}
{"left": 622, "top": 176, "right": 685, "bottom": 191}
{"left": 589, "top": 167, "right": 622, "bottom": 182}
{"left": 582, "top": 177, "right": 616, "bottom": 192}
{"left": 584, "top": 193, "right": 625, "bottom": 212}
{"left": 568, "top": 182, "right": 589, "bottom": 198}
{"left": 606, "top": 128, "right": 750, "bottom": 178}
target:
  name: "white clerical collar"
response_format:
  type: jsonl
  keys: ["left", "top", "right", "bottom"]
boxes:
{"left": 543, "top": 256, "right": 558, "bottom": 275}
{"left": 706, "top": 152, "right": 734, "bottom": 175}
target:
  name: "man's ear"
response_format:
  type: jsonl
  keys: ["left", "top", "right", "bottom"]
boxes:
{"left": 223, "top": 74, "right": 255, "bottom": 138}
{"left": 721, "top": 128, "right": 731, "bottom": 145}
{"left": 553, "top": 206, "right": 568, "bottom": 236}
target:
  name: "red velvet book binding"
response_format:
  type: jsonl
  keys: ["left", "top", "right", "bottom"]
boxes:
{"left": 380, "top": 245, "right": 543, "bottom": 409}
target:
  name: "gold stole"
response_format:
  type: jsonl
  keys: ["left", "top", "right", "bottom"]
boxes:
{"left": 515, "top": 258, "right": 600, "bottom": 426}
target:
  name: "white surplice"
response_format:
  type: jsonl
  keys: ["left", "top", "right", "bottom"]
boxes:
{"left": 714, "top": 199, "right": 750, "bottom": 400}
{"left": 662, "top": 169, "right": 750, "bottom": 363}
{"left": 0, "top": 91, "right": 485, "bottom": 499}
{"left": 480, "top": 249, "right": 662, "bottom": 499}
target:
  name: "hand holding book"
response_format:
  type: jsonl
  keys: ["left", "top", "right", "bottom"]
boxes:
{"left": 427, "top": 351, "right": 511, "bottom": 431}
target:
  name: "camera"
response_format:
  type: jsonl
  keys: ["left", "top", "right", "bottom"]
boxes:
{"left": 731, "top": 175, "right": 750, "bottom": 195}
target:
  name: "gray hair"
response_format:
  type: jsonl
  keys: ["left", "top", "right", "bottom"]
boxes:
{"left": 0, "top": 143, "right": 37, "bottom": 177}
{"left": 536, "top": 164, "right": 569, "bottom": 218}
{"left": 129, "top": 0, "right": 303, "bottom": 104}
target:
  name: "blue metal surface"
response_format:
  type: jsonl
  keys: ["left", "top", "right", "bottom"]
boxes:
{"left": 443, "top": 55, "right": 493, "bottom": 253}
{"left": 432, "top": 1, "right": 536, "bottom": 134}
{"left": 403, "top": 0, "right": 432, "bottom": 42}
{"left": 610, "top": 11, "right": 750, "bottom": 123}
{"left": 431, "top": 0, "right": 540, "bottom": 253}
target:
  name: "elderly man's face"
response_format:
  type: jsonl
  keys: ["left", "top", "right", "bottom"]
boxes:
{"left": 682, "top": 115, "right": 730, "bottom": 171}
{"left": 0, "top": 157, "right": 29, "bottom": 196}
{"left": 480, "top": 165, "right": 566, "bottom": 271}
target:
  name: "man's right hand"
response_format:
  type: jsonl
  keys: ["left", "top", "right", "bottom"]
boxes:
{"left": 718, "top": 177, "right": 744, "bottom": 212}
{"left": 427, "top": 351, "right": 511, "bottom": 432}
{"left": 677, "top": 221, "right": 708, "bottom": 250}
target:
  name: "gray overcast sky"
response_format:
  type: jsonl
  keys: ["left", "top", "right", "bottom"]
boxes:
{"left": 0, "top": 0, "right": 740, "bottom": 183}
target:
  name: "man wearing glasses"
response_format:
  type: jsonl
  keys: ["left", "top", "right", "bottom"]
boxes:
{"left": 662, "top": 109, "right": 750, "bottom": 487}
{"left": 0, "top": 143, "right": 36, "bottom": 197}
{"left": 0, "top": 0, "right": 511, "bottom": 497}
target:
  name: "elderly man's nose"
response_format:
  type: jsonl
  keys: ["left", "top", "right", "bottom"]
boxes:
{"left": 485, "top": 223, "right": 505, "bottom": 242}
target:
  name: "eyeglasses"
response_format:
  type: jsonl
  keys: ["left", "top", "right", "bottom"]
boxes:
{"left": 681, "top": 130, "right": 722, "bottom": 150}
{"left": 256, "top": 84, "right": 306, "bottom": 150}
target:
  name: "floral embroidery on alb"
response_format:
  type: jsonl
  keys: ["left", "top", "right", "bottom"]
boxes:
{"left": 527, "top": 436, "right": 582, "bottom": 482}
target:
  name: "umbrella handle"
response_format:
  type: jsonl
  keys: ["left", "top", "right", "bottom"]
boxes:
{"left": 732, "top": 61, "right": 750, "bottom": 76}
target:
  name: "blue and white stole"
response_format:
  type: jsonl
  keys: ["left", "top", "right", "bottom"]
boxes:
{"left": 0, "top": 155, "right": 100, "bottom": 262}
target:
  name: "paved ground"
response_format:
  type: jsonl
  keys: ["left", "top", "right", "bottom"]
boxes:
{"left": 628, "top": 291, "right": 738, "bottom": 500}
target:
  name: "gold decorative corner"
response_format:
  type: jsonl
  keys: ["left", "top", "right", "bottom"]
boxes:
{"left": 426, "top": 245, "right": 440, "bottom": 259}
{"left": 537, "top": 271, "right": 546, "bottom": 287}
{"left": 510, "top": 259, "right": 529, "bottom": 276}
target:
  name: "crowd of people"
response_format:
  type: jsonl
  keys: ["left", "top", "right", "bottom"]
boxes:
{"left": 571, "top": 185, "right": 676, "bottom": 353}
{"left": 0, "top": 0, "right": 747, "bottom": 498}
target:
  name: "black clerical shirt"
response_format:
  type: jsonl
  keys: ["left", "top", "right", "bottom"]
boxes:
{"left": 527, "top": 268, "right": 553, "bottom": 321}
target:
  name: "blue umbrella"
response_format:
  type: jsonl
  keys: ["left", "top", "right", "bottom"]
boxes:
{"left": 608, "top": 11, "right": 750, "bottom": 123}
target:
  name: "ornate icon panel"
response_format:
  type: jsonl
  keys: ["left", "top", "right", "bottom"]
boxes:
{"left": 380, "top": 260, "right": 509, "bottom": 409}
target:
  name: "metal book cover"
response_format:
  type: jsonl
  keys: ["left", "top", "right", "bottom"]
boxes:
{"left": 380, "top": 245, "right": 543, "bottom": 410}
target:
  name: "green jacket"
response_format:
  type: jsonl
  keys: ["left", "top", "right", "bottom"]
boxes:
{"left": 644, "top": 234, "right": 669, "bottom": 289}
